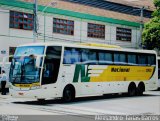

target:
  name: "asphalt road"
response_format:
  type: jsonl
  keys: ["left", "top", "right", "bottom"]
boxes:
{"left": 0, "top": 90, "right": 160, "bottom": 121}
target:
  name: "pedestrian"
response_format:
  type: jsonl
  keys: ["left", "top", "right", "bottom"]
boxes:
{"left": 0, "top": 70, "right": 7, "bottom": 95}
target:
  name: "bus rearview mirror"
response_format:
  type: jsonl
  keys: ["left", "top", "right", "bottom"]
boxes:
{"left": 36, "top": 56, "right": 41, "bottom": 68}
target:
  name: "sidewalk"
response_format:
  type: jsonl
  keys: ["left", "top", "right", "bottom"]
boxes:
{"left": 0, "top": 93, "right": 11, "bottom": 99}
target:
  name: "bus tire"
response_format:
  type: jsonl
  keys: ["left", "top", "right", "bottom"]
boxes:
{"left": 137, "top": 82, "right": 145, "bottom": 96}
{"left": 62, "top": 85, "right": 75, "bottom": 102}
{"left": 128, "top": 83, "right": 137, "bottom": 96}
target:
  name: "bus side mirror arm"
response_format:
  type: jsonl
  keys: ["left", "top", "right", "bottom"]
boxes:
{"left": 36, "top": 56, "right": 41, "bottom": 68}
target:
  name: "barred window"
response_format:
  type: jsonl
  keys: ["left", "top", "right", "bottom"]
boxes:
{"left": 10, "top": 11, "right": 33, "bottom": 30}
{"left": 116, "top": 27, "right": 132, "bottom": 41}
{"left": 53, "top": 18, "right": 74, "bottom": 35}
{"left": 88, "top": 23, "right": 105, "bottom": 39}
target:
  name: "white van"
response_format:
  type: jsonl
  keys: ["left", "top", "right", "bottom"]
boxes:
{"left": 0, "top": 62, "right": 11, "bottom": 92}
{"left": 158, "top": 57, "right": 160, "bottom": 88}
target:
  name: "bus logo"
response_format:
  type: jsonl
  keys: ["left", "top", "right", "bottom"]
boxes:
{"left": 73, "top": 64, "right": 90, "bottom": 82}
{"left": 111, "top": 67, "right": 130, "bottom": 72}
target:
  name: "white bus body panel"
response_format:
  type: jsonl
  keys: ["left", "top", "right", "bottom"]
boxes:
{"left": 9, "top": 42, "right": 159, "bottom": 99}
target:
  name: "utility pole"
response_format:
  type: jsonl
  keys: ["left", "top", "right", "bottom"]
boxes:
{"left": 139, "top": 6, "right": 145, "bottom": 48}
{"left": 42, "top": 2, "right": 57, "bottom": 42}
{"left": 133, "top": 6, "right": 146, "bottom": 48}
{"left": 33, "top": 0, "right": 38, "bottom": 42}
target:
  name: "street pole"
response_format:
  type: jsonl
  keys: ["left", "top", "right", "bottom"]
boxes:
{"left": 33, "top": 0, "right": 38, "bottom": 43}
{"left": 133, "top": 6, "right": 146, "bottom": 48}
{"left": 42, "top": 2, "right": 57, "bottom": 42}
{"left": 139, "top": 6, "right": 144, "bottom": 48}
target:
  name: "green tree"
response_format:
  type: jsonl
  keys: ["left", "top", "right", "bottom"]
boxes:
{"left": 142, "top": 0, "right": 160, "bottom": 50}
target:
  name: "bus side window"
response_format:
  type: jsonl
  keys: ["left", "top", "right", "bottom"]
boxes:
{"left": 138, "top": 55, "right": 147, "bottom": 66}
{"left": 128, "top": 54, "right": 136, "bottom": 65}
{"left": 98, "top": 52, "right": 113, "bottom": 65}
{"left": 120, "top": 54, "right": 126, "bottom": 64}
{"left": 114, "top": 53, "right": 126, "bottom": 65}
{"left": 63, "top": 48, "right": 81, "bottom": 64}
{"left": 82, "top": 49, "right": 89, "bottom": 63}
{"left": 81, "top": 49, "right": 97, "bottom": 64}
{"left": 71, "top": 49, "right": 81, "bottom": 64}
{"left": 148, "top": 55, "right": 155, "bottom": 66}
{"left": 63, "top": 49, "right": 72, "bottom": 64}
{"left": 88, "top": 50, "right": 97, "bottom": 64}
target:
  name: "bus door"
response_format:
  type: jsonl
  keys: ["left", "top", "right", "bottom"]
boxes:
{"left": 42, "top": 46, "right": 62, "bottom": 85}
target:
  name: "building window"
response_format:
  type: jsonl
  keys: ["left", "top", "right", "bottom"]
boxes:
{"left": 9, "top": 47, "right": 16, "bottom": 62}
{"left": 53, "top": 18, "right": 74, "bottom": 35}
{"left": 88, "top": 23, "right": 105, "bottom": 39}
{"left": 116, "top": 27, "right": 132, "bottom": 41}
{"left": 10, "top": 11, "right": 33, "bottom": 30}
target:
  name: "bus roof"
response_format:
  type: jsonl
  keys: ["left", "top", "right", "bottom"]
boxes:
{"left": 79, "top": 43, "right": 121, "bottom": 49}
{"left": 18, "top": 41, "right": 156, "bottom": 54}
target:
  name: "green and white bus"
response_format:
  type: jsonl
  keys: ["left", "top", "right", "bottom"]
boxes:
{"left": 9, "top": 42, "right": 158, "bottom": 102}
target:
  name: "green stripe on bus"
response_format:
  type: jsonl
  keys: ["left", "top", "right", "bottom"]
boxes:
{"left": 73, "top": 64, "right": 90, "bottom": 82}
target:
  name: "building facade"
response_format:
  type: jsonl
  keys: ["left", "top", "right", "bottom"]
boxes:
{"left": 0, "top": 0, "right": 154, "bottom": 61}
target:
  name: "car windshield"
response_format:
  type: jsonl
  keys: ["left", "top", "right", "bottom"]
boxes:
{"left": 9, "top": 46, "right": 44, "bottom": 84}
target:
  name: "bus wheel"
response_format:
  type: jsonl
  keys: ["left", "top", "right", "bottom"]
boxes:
{"left": 128, "top": 83, "right": 137, "bottom": 96}
{"left": 63, "top": 85, "right": 75, "bottom": 102}
{"left": 137, "top": 82, "right": 145, "bottom": 96}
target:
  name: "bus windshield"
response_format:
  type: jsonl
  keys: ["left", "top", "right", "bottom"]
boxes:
{"left": 9, "top": 46, "right": 44, "bottom": 84}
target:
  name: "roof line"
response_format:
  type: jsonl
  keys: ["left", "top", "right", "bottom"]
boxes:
{"left": 0, "top": 0, "right": 140, "bottom": 27}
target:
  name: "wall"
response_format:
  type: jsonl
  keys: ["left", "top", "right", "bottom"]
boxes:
{"left": 37, "top": 13, "right": 140, "bottom": 46}
{"left": 0, "top": 7, "right": 140, "bottom": 62}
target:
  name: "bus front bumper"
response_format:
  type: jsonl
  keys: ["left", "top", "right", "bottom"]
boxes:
{"left": 9, "top": 87, "right": 60, "bottom": 100}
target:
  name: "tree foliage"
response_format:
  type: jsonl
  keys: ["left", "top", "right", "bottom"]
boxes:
{"left": 142, "top": 0, "right": 160, "bottom": 50}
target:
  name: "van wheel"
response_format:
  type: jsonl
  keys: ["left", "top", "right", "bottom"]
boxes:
{"left": 63, "top": 86, "right": 75, "bottom": 102}
{"left": 128, "top": 83, "right": 137, "bottom": 96}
